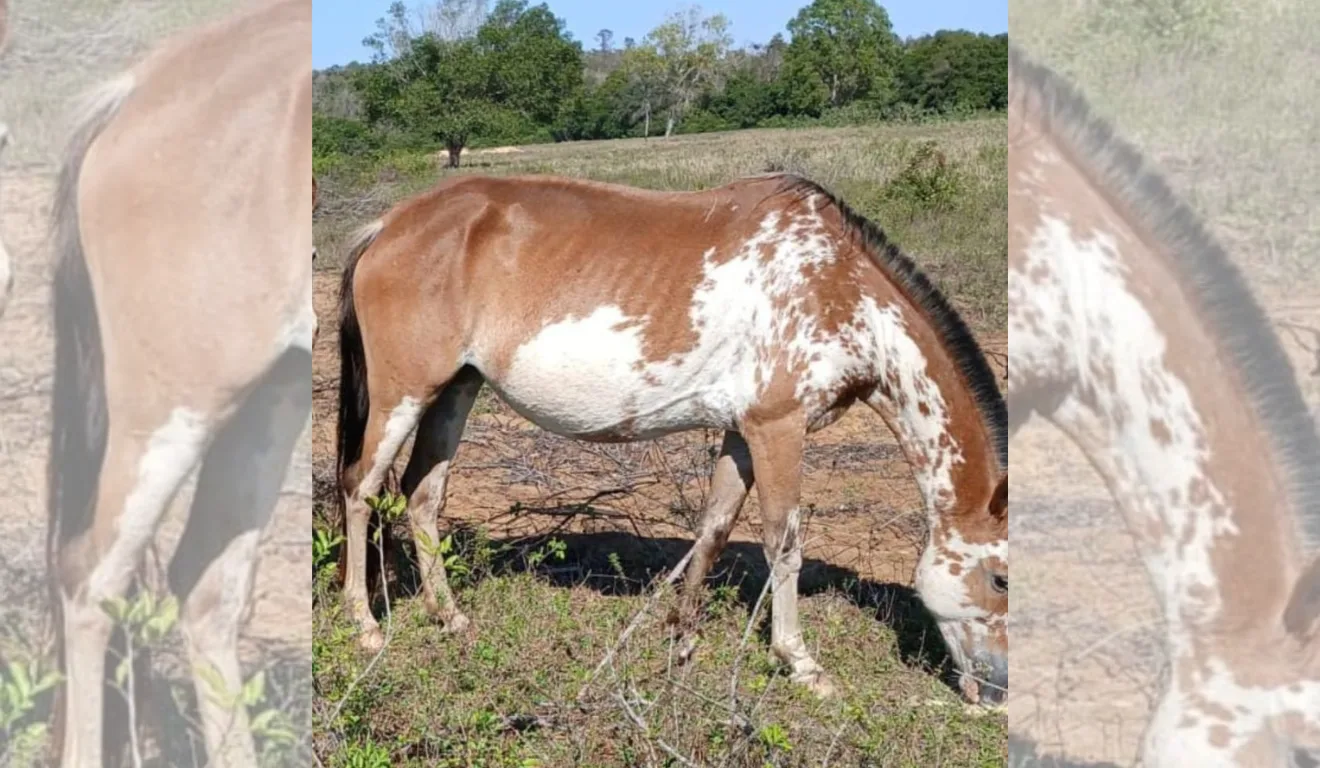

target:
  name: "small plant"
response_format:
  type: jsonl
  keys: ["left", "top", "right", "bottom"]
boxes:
{"left": 527, "top": 537, "right": 567, "bottom": 569}
{"left": 102, "top": 590, "right": 179, "bottom": 768}
{"left": 607, "top": 551, "right": 627, "bottom": 581}
{"left": 314, "top": 526, "right": 346, "bottom": 574}
{"left": 0, "top": 657, "right": 62, "bottom": 764}
{"left": 366, "top": 490, "right": 409, "bottom": 529}
{"left": 882, "top": 140, "right": 963, "bottom": 212}
{"left": 337, "top": 739, "right": 391, "bottom": 768}
{"left": 758, "top": 722, "right": 793, "bottom": 753}
{"left": 196, "top": 667, "right": 299, "bottom": 762}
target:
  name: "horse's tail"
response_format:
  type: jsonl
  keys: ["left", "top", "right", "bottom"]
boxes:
{"left": 334, "top": 219, "right": 383, "bottom": 585}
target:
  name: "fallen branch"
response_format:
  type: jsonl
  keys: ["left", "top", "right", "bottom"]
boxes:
{"left": 576, "top": 544, "right": 696, "bottom": 702}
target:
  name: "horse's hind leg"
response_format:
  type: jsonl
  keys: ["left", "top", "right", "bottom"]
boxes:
{"left": 671, "top": 430, "right": 754, "bottom": 660}
{"left": 166, "top": 351, "right": 309, "bottom": 767}
{"left": 399, "top": 367, "right": 484, "bottom": 632}
{"left": 341, "top": 387, "right": 430, "bottom": 651}
{"left": 55, "top": 404, "right": 213, "bottom": 767}
{"left": 741, "top": 413, "right": 836, "bottom": 698}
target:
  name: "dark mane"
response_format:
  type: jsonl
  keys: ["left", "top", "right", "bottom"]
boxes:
{"left": 1010, "top": 44, "right": 1320, "bottom": 550}
{"left": 770, "top": 173, "right": 1008, "bottom": 472}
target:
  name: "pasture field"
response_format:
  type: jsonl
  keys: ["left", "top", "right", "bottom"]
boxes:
{"left": 311, "top": 119, "right": 1010, "bottom": 766}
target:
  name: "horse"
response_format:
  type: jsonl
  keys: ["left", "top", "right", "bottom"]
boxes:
{"left": 1007, "top": 44, "right": 1320, "bottom": 766}
{"left": 46, "top": 1, "right": 311, "bottom": 765}
{"left": 333, "top": 171, "right": 1009, "bottom": 704}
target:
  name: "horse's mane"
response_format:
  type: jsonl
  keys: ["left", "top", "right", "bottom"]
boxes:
{"left": 1010, "top": 44, "right": 1320, "bottom": 551}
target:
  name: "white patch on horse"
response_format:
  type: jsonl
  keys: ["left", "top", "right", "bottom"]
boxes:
{"left": 86, "top": 407, "right": 210, "bottom": 601}
{"left": 1016, "top": 214, "right": 1237, "bottom": 629}
{"left": 494, "top": 205, "right": 849, "bottom": 438}
{"left": 356, "top": 396, "right": 423, "bottom": 497}
{"left": 278, "top": 279, "right": 315, "bottom": 352}
{"left": 1146, "top": 658, "right": 1320, "bottom": 764}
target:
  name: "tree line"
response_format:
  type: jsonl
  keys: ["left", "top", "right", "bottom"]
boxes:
{"left": 313, "top": 0, "right": 1007, "bottom": 167}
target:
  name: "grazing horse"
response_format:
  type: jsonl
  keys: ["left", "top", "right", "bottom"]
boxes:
{"left": 46, "top": 1, "right": 311, "bottom": 765}
{"left": 334, "top": 172, "right": 1009, "bottom": 704}
{"left": 1008, "top": 45, "right": 1320, "bottom": 766}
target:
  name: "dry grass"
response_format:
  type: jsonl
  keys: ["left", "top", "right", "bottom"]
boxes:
{"left": 0, "top": 0, "right": 239, "bottom": 169}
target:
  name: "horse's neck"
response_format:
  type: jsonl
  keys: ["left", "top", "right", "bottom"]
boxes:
{"left": 856, "top": 302, "right": 999, "bottom": 522}
{"left": 1050, "top": 255, "right": 1304, "bottom": 643}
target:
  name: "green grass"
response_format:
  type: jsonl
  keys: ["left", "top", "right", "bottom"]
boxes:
{"left": 314, "top": 119, "right": 1008, "bottom": 331}
{"left": 312, "top": 528, "right": 1006, "bottom": 767}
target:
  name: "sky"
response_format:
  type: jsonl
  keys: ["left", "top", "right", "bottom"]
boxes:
{"left": 313, "top": 0, "right": 1007, "bottom": 70}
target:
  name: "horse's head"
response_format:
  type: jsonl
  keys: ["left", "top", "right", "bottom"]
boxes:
{"left": 915, "top": 473, "right": 1008, "bottom": 706}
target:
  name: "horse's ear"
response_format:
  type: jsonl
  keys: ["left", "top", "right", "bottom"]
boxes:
{"left": 1283, "top": 556, "right": 1320, "bottom": 639}
{"left": 989, "top": 475, "right": 1007, "bottom": 523}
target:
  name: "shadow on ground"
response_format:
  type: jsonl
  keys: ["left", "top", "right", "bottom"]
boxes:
{"left": 354, "top": 511, "right": 957, "bottom": 695}
{"left": 1009, "top": 733, "right": 1126, "bottom": 767}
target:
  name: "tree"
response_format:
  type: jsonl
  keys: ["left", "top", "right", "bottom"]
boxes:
{"left": 782, "top": 0, "right": 901, "bottom": 111}
{"left": 353, "top": 0, "right": 582, "bottom": 166}
{"left": 474, "top": 0, "right": 584, "bottom": 126}
{"left": 595, "top": 28, "right": 614, "bottom": 53}
{"left": 618, "top": 45, "right": 665, "bottom": 137}
{"left": 897, "top": 31, "right": 1007, "bottom": 113}
{"left": 643, "top": 6, "right": 732, "bottom": 136}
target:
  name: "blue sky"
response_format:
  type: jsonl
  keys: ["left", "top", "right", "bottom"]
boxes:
{"left": 313, "top": 0, "right": 1007, "bottom": 69}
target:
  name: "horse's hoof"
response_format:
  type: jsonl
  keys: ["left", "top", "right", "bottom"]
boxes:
{"left": 359, "top": 626, "right": 386, "bottom": 653}
{"left": 676, "top": 632, "right": 699, "bottom": 664}
{"left": 443, "top": 612, "right": 471, "bottom": 635}
{"left": 796, "top": 669, "right": 838, "bottom": 699}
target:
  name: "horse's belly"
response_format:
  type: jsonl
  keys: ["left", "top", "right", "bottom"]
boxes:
{"left": 485, "top": 308, "right": 752, "bottom": 440}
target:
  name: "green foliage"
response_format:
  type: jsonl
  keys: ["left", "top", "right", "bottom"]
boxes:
{"left": 314, "top": 1, "right": 1008, "bottom": 159}
{"left": 315, "top": 525, "right": 346, "bottom": 576}
{"left": 882, "top": 140, "right": 965, "bottom": 212}
{"left": 336, "top": 739, "right": 392, "bottom": 768}
{"left": 348, "top": 1, "right": 583, "bottom": 166}
{"left": 898, "top": 32, "right": 1008, "bottom": 114}
{"left": 0, "top": 658, "right": 62, "bottom": 752}
{"left": 758, "top": 722, "right": 794, "bottom": 753}
{"left": 313, "top": 114, "right": 382, "bottom": 159}
{"left": 783, "top": 0, "right": 902, "bottom": 111}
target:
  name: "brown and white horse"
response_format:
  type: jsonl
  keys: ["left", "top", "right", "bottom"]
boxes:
{"left": 47, "top": 1, "right": 311, "bottom": 765}
{"left": 334, "top": 172, "right": 1009, "bottom": 704}
{"left": 1008, "top": 46, "right": 1320, "bottom": 766}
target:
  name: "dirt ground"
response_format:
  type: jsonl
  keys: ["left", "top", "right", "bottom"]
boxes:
{"left": 0, "top": 171, "right": 311, "bottom": 751}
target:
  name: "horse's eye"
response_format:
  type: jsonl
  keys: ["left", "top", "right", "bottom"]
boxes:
{"left": 1293, "top": 748, "right": 1319, "bottom": 768}
{"left": 991, "top": 575, "right": 1008, "bottom": 594}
